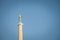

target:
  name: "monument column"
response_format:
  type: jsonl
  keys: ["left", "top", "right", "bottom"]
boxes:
{"left": 18, "top": 15, "right": 23, "bottom": 40}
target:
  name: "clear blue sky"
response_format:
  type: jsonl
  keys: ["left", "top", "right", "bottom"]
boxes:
{"left": 0, "top": 0, "right": 60, "bottom": 40}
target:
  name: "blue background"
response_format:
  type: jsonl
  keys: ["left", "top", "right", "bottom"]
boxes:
{"left": 0, "top": 0, "right": 60, "bottom": 40}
